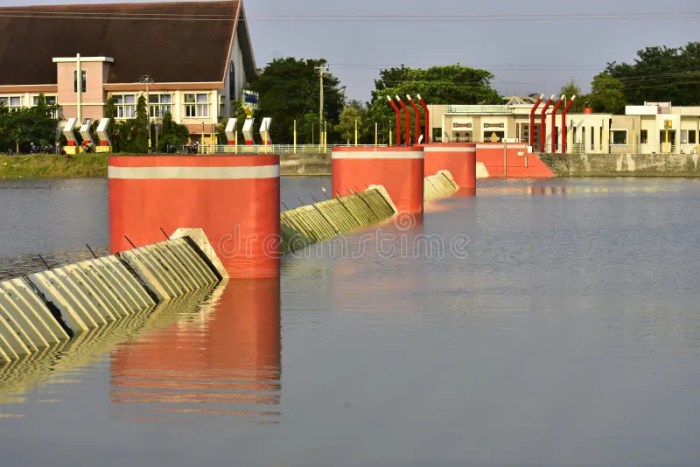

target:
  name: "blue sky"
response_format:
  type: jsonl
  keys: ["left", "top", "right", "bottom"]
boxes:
{"left": 4, "top": 0, "right": 699, "bottom": 100}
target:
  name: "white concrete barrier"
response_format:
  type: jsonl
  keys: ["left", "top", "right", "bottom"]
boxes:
{"left": 0, "top": 233, "right": 224, "bottom": 363}
{"left": 424, "top": 170, "right": 459, "bottom": 201}
{"left": 118, "top": 238, "right": 220, "bottom": 302}
{"left": 280, "top": 187, "right": 397, "bottom": 255}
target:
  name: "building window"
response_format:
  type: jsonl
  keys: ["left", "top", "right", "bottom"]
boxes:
{"left": 640, "top": 130, "right": 648, "bottom": 144}
{"left": 689, "top": 131, "right": 697, "bottom": 144}
{"left": 32, "top": 95, "right": 57, "bottom": 106}
{"left": 184, "top": 93, "right": 210, "bottom": 118}
{"left": 74, "top": 70, "right": 87, "bottom": 93}
{"left": 148, "top": 94, "right": 172, "bottom": 118}
{"left": 32, "top": 95, "right": 58, "bottom": 118}
{"left": 680, "top": 130, "right": 689, "bottom": 144}
{"left": 611, "top": 130, "right": 627, "bottom": 145}
{"left": 0, "top": 96, "right": 23, "bottom": 109}
{"left": 113, "top": 94, "right": 136, "bottom": 119}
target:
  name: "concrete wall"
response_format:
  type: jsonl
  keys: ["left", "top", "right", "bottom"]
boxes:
{"left": 280, "top": 187, "right": 397, "bottom": 255}
{"left": 281, "top": 152, "right": 332, "bottom": 176}
{"left": 424, "top": 171, "right": 458, "bottom": 201}
{"left": 56, "top": 61, "right": 107, "bottom": 120}
{"left": 540, "top": 152, "right": 700, "bottom": 177}
{"left": 0, "top": 231, "right": 223, "bottom": 363}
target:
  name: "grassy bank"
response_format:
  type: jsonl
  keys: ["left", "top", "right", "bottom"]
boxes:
{"left": 0, "top": 154, "right": 108, "bottom": 179}
{"left": 0, "top": 152, "right": 333, "bottom": 179}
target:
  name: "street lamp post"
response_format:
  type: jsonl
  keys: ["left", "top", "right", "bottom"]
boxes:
{"left": 139, "top": 74, "right": 154, "bottom": 153}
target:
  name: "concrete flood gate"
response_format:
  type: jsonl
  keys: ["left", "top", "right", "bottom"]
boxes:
{"left": 424, "top": 171, "right": 459, "bottom": 202}
{"left": 0, "top": 230, "right": 224, "bottom": 364}
{"left": 280, "top": 187, "right": 397, "bottom": 255}
{"left": 1, "top": 151, "right": 470, "bottom": 364}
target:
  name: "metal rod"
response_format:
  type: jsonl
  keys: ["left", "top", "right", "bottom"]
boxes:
{"left": 160, "top": 227, "right": 170, "bottom": 240}
{"left": 124, "top": 236, "right": 137, "bottom": 249}
{"left": 38, "top": 254, "right": 52, "bottom": 270}
{"left": 85, "top": 243, "right": 98, "bottom": 259}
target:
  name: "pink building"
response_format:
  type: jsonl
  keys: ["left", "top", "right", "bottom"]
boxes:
{"left": 0, "top": 0, "right": 257, "bottom": 138}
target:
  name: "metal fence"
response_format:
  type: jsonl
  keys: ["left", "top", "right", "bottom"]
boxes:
{"left": 565, "top": 143, "right": 692, "bottom": 155}
{"left": 161, "top": 144, "right": 388, "bottom": 156}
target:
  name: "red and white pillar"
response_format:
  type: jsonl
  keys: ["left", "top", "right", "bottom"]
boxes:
{"left": 331, "top": 147, "right": 424, "bottom": 214}
{"left": 422, "top": 142, "right": 477, "bottom": 190}
{"left": 109, "top": 155, "right": 281, "bottom": 279}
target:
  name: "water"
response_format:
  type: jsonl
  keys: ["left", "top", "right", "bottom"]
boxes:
{"left": 2, "top": 177, "right": 700, "bottom": 467}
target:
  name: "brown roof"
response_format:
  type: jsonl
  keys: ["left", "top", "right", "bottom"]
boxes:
{"left": 0, "top": 1, "right": 257, "bottom": 86}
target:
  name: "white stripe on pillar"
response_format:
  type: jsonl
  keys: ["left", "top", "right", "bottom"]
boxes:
{"left": 423, "top": 147, "right": 476, "bottom": 153}
{"left": 108, "top": 165, "right": 280, "bottom": 180}
{"left": 331, "top": 151, "right": 423, "bottom": 160}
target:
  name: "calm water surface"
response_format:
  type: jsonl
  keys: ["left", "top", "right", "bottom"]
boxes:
{"left": 1, "top": 177, "right": 700, "bottom": 467}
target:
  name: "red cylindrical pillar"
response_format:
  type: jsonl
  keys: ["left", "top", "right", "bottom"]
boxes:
{"left": 109, "top": 155, "right": 281, "bottom": 279}
{"left": 331, "top": 147, "right": 424, "bottom": 214}
{"left": 422, "top": 142, "right": 477, "bottom": 189}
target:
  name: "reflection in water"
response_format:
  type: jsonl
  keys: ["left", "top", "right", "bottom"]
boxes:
{"left": 0, "top": 287, "right": 217, "bottom": 408}
{"left": 455, "top": 188, "right": 477, "bottom": 198}
{"left": 324, "top": 216, "right": 428, "bottom": 315}
{"left": 110, "top": 279, "right": 281, "bottom": 423}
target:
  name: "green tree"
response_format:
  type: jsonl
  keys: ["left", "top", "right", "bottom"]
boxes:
{"left": 589, "top": 73, "right": 627, "bottom": 114}
{"left": 134, "top": 95, "right": 149, "bottom": 153}
{"left": 335, "top": 101, "right": 369, "bottom": 144}
{"left": 368, "top": 64, "right": 502, "bottom": 142}
{"left": 559, "top": 80, "right": 581, "bottom": 98}
{"left": 0, "top": 94, "right": 60, "bottom": 153}
{"left": 105, "top": 96, "right": 117, "bottom": 120}
{"left": 372, "top": 64, "right": 501, "bottom": 105}
{"left": 103, "top": 96, "right": 117, "bottom": 146}
{"left": 297, "top": 112, "right": 319, "bottom": 144}
{"left": 606, "top": 42, "right": 700, "bottom": 105}
{"left": 559, "top": 80, "right": 587, "bottom": 113}
{"left": 159, "top": 111, "right": 189, "bottom": 152}
{"left": 250, "top": 57, "right": 345, "bottom": 144}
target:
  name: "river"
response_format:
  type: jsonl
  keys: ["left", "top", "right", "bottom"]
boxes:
{"left": 1, "top": 177, "right": 700, "bottom": 467}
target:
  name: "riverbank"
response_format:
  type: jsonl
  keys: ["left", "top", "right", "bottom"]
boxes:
{"left": 280, "top": 152, "right": 331, "bottom": 176}
{"left": 0, "top": 154, "right": 108, "bottom": 179}
{"left": 0, "top": 153, "right": 332, "bottom": 178}
{"left": 5, "top": 152, "right": 700, "bottom": 179}
{"left": 540, "top": 152, "right": 700, "bottom": 177}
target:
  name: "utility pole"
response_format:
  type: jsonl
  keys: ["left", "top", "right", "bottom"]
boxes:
{"left": 139, "top": 74, "right": 154, "bottom": 153}
{"left": 315, "top": 64, "right": 329, "bottom": 149}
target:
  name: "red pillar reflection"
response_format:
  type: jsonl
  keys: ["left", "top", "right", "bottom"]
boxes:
{"left": 330, "top": 214, "right": 427, "bottom": 314}
{"left": 110, "top": 279, "right": 281, "bottom": 421}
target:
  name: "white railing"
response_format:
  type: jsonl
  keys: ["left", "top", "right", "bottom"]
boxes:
{"left": 162, "top": 143, "right": 393, "bottom": 155}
